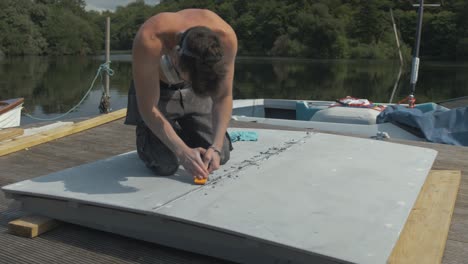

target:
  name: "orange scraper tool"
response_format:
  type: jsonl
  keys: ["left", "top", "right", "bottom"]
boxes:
{"left": 194, "top": 178, "right": 207, "bottom": 185}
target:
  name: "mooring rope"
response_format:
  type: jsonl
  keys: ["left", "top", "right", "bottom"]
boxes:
{"left": 24, "top": 61, "right": 114, "bottom": 121}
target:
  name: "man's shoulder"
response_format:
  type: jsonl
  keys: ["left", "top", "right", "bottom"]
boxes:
{"left": 134, "top": 13, "right": 175, "bottom": 48}
{"left": 135, "top": 9, "right": 236, "bottom": 49}
{"left": 151, "top": 12, "right": 177, "bottom": 24}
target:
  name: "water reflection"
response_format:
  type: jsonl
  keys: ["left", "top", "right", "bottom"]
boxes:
{"left": 0, "top": 56, "right": 131, "bottom": 125}
{"left": 234, "top": 58, "right": 468, "bottom": 103}
{"left": 0, "top": 56, "right": 466, "bottom": 125}
{"left": 234, "top": 59, "right": 399, "bottom": 101}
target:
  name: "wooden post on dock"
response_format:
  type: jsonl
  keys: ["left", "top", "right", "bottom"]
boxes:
{"left": 105, "top": 16, "right": 110, "bottom": 99}
{"left": 99, "top": 16, "right": 111, "bottom": 113}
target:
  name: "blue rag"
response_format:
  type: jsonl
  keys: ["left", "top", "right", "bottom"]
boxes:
{"left": 229, "top": 131, "right": 258, "bottom": 143}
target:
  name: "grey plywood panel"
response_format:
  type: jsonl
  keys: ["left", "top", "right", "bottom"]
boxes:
{"left": 2, "top": 129, "right": 308, "bottom": 215}
{"left": 157, "top": 133, "right": 437, "bottom": 264}
{"left": 2, "top": 129, "right": 437, "bottom": 264}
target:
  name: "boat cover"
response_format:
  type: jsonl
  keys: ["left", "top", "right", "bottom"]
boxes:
{"left": 310, "top": 107, "right": 381, "bottom": 125}
{"left": 377, "top": 105, "right": 468, "bottom": 146}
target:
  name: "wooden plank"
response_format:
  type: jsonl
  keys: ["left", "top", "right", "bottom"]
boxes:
{"left": 0, "top": 128, "right": 23, "bottom": 142}
{"left": 388, "top": 170, "right": 461, "bottom": 264}
{"left": 8, "top": 215, "right": 60, "bottom": 238}
{"left": 0, "top": 108, "right": 126, "bottom": 157}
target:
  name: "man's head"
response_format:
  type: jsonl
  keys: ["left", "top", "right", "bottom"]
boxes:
{"left": 176, "top": 26, "right": 226, "bottom": 96}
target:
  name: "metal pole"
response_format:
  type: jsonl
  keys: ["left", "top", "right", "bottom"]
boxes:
{"left": 410, "top": 0, "right": 424, "bottom": 96}
{"left": 105, "top": 16, "right": 110, "bottom": 100}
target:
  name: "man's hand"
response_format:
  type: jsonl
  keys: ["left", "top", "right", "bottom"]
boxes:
{"left": 203, "top": 147, "right": 221, "bottom": 174}
{"left": 179, "top": 148, "right": 209, "bottom": 179}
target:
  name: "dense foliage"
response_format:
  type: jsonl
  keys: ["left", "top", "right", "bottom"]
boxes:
{"left": 1, "top": 0, "right": 467, "bottom": 59}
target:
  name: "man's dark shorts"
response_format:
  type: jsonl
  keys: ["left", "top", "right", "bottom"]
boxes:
{"left": 125, "top": 80, "right": 232, "bottom": 176}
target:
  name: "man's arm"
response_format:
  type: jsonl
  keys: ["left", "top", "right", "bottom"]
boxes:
{"left": 204, "top": 32, "right": 238, "bottom": 172}
{"left": 132, "top": 27, "right": 208, "bottom": 179}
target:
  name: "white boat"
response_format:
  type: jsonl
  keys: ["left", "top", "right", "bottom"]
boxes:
{"left": 0, "top": 98, "right": 24, "bottom": 128}
{"left": 232, "top": 98, "right": 448, "bottom": 142}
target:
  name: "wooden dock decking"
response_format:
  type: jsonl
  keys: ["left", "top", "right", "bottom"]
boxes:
{"left": 0, "top": 117, "right": 467, "bottom": 263}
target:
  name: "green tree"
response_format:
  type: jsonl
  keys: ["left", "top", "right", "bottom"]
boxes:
{"left": 1, "top": 0, "right": 467, "bottom": 58}
{"left": 0, "top": 0, "right": 47, "bottom": 55}
{"left": 110, "top": 0, "right": 154, "bottom": 50}
{"left": 423, "top": 11, "right": 457, "bottom": 58}
{"left": 354, "top": 0, "right": 389, "bottom": 44}
{"left": 42, "top": 7, "right": 101, "bottom": 55}
{"left": 293, "top": 4, "right": 347, "bottom": 58}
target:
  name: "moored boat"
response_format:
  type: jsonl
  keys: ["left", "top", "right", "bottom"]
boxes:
{"left": 232, "top": 98, "right": 454, "bottom": 143}
{"left": 0, "top": 98, "right": 24, "bottom": 128}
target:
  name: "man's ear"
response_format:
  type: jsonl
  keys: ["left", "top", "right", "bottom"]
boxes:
{"left": 176, "top": 31, "right": 185, "bottom": 44}
{"left": 174, "top": 31, "right": 185, "bottom": 55}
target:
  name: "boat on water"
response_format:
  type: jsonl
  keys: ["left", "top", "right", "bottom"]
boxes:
{"left": 0, "top": 98, "right": 24, "bottom": 128}
{"left": 231, "top": 1, "right": 468, "bottom": 146}
{"left": 232, "top": 98, "right": 454, "bottom": 143}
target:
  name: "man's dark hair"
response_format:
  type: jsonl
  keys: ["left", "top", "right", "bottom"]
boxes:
{"left": 178, "top": 26, "right": 226, "bottom": 96}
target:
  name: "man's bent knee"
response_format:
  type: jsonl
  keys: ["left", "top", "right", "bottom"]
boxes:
{"left": 136, "top": 123, "right": 180, "bottom": 176}
{"left": 220, "top": 148, "right": 230, "bottom": 165}
{"left": 146, "top": 161, "right": 179, "bottom": 176}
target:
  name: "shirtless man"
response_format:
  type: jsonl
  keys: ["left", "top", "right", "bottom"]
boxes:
{"left": 125, "top": 9, "right": 237, "bottom": 180}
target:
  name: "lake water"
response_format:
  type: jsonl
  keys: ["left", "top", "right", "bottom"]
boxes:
{"left": 1, "top": 55, "right": 467, "bottom": 125}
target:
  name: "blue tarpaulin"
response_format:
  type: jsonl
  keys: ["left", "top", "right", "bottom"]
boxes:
{"left": 377, "top": 105, "right": 468, "bottom": 146}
